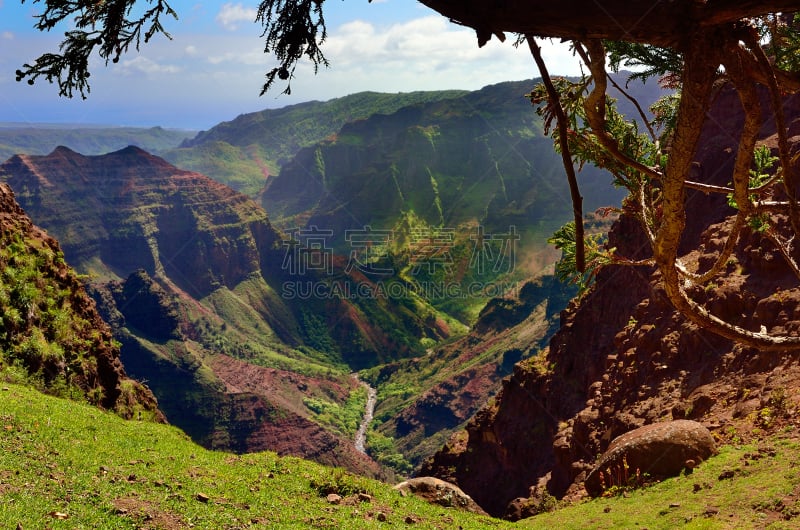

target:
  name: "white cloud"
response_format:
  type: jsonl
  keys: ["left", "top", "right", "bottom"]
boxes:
{"left": 310, "top": 17, "right": 583, "bottom": 94}
{"left": 0, "top": 15, "right": 586, "bottom": 129}
{"left": 116, "top": 56, "right": 181, "bottom": 76}
{"left": 216, "top": 3, "right": 258, "bottom": 31}
{"left": 207, "top": 48, "right": 265, "bottom": 66}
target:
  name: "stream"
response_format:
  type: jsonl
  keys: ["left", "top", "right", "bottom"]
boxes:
{"left": 353, "top": 376, "right": 377, "bottom": 454}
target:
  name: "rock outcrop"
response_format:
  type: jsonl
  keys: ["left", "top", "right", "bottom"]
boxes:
{"left": 0, "top": 182, "right": 162, "bottom": 419}
{"left": 421, "top": 86, "right": 800, "bottom": 517}
{"left": 583, "top": 420, "right": 716, "bottom": 497}
{"left": 394, "top": 477, "right": 487, "bottom": 514}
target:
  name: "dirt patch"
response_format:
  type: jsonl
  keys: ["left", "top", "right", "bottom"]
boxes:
{"left": 113, "top": 498, "right": 186, "bottom": 529}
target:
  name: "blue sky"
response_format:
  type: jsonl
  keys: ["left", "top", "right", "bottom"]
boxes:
{"left": 0, "top": 1, "right": 584, "bottom": 129}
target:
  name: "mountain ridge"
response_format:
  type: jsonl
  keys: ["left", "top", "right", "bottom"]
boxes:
{"left": 164, "top": 89, "right": 469, "bottom": 196}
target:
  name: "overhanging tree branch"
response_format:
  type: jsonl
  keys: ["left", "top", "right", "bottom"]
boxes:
{"left": 526, "top": 36, "right": 585, "bottom": 273}
{"left": 16, "top": 0, "right": 177, "bottom": 98}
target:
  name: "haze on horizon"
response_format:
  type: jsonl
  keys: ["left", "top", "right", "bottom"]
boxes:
{"left": 0, "top": 0, "right": 584, "bottom": 130}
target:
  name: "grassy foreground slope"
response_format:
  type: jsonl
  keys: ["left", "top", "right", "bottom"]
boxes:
{"left": 0, "top": 383, "right": 500, "bottom": 529}
{"left": 3, "top": 382, "right": 800, "bottom": 529}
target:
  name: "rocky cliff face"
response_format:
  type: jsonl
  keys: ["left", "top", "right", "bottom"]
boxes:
{"left": 421, "top": 86, "right": 800, "bottom": 518}
{"left": 0, "top": 182, "right": 162, "bottom": 419}
{"left": 0, "top": 146, "right": 279, "bottom": 298}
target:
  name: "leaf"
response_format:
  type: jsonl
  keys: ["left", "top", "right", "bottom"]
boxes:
{"left": 48, "top": 511, "right": 69, "bottom": 519}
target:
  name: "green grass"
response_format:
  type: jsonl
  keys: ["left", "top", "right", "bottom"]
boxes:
{"left": 0, "top": 383, "right": 507, "bottom": 529}
{"left": 534, "top": 433, "right": 800, "bottom": 529}
{"left": 3, "top": 383, "right": 800, "bottom": 528}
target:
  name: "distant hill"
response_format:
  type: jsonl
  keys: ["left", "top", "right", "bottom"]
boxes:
{"left": 261, "top": 77, "right": 663, "bottom": 239}
{"left": 0, "top": 124, "right": 192, "bottom": 161}
{"left": 256, "top": 77, "right": 662, "bottom": 322}
{"left": 162, "top": 90, "right": 468, "bottom": 196}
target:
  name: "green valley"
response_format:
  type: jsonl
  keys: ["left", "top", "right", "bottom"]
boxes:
{"left": 0, "top": 78, "right": 660, "bottom": 484}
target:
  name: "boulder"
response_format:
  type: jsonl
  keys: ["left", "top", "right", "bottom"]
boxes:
{"left": 585, "top": 420, "right": 716, "bottom": 497}
{"left": 393, "top": 477, "right": 487, "bottom": 514}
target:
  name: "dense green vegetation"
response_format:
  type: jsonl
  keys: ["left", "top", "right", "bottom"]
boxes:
{"left": 0, "top": 232, "right": 151, "bottom": 417}
{"left": 163, "top": 90, "right": 468, "bottom": 196}
{"left": 304, "top": 385, "right": 367, "bottom": 437}
{"left": 0, "top": 236, "right": 77, "bottom": 387}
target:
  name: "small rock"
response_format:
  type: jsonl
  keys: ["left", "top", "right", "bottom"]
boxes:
{"left": 704, "top": 506, "right": 720, "bottom": 517}
{"left": 404, "top": 515, "right": 418, "bottom": 524}
{"left": 326, "top": 493, "right": 342, "bottom": 504}
{"left": 604, "top": 506, "right": 611, "bottom": 513}
{"left": 670, "top": 503, "right": 681, "bottom": 508}
{"left": 693, "top": 483, "right": 702, "bottom": 493}
{"left": 195, "top": 492, "right": 210, "bottom": 503}
{"left": 718, "top": 470, "right": 735, "bottom": 480}
{"left": 357, "top": 493, "right": 372, "bottom": 503}
{"left": 377, "top": 512, "right": 387, "bottom": 522}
